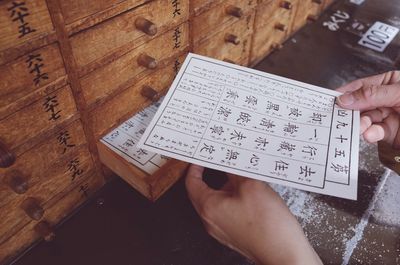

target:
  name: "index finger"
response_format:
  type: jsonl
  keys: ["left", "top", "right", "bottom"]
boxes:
{"left": 336, "top": 71, "right": 400, "bottom": 93}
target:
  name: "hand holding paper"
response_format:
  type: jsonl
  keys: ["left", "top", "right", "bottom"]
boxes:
{"left": 137, "top": 53, "right": 360, "bottom": 200}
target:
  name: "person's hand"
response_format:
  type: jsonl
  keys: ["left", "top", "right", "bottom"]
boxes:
{"left": 185, "top": 164, "right": 322, "bottom": 265}
{"left": 336, "top": 71, "right": 400, "bottom": 148}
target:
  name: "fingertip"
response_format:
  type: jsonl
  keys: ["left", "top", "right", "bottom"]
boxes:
{"left": 360, "top": 115, "right": 372, "bottom": 134}
{"left": 337, "top": 92, "right": 355, "bottom": 107}
{"left": 186, "top": 164, "right": 204, "bottom": 179}
{"left": 363, "top": 124, "right": 385, "bottom": 143}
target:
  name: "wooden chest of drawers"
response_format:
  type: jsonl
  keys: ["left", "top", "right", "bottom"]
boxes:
{"left": 0, "top": 0, "right": 335, "bottom": 263}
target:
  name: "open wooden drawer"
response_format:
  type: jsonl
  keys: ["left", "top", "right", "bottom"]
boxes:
{"left": 95, "top": 54, "right": 189, "bottom": 201}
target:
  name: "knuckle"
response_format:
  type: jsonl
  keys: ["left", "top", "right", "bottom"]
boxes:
{"left": 360, "top": 84, "right": 380, "bottom": 106}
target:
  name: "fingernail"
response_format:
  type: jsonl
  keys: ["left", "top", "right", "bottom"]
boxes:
{"left": 338, "top": 93, "right": 355, "bottom": 106}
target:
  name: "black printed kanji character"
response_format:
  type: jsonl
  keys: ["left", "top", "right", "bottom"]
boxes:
{"left": 337, "top": 109, "right": 348, "bottom": 117}
{"left": 79, "top": 183, "right": 90, "bottom": 198}
{"left": 109, "top": 131, "right": 120, "bottom": 140}
{"left": 226, "top": 89, "right": 239, "bottom": 100}
{"left": 336, "top": 121, "right": 348, "bottom": 129}
{"left": 310, "top": 112, "right": 327, "bottom": 122}
{"left": 226, "top": 149, "right": 239, "bottom": 160}
{"left": 275, "top": 160, "right": 289, "bottom": 171}
{"left": 173, "top": 59, "right": 181, "bottom": 74}
{"left": 123, "top": 139, "right": 135, "bottom": 148}
{"left": 200, "top": 143, "right": 215, "bottom": 154}
{"left": 173, "top": 27, "right": 181, "bottom": 49}
{"left": 18, "top": 22, "right": 36, "bottom": 38}
{"left": 210, "top": 125, "right": 224, "bottom": 135}
{"left": 67, "top": 158, "right": 83, "bottom": 181}
{"left": 138, "top": 128, "right": 146, "bottom": 135}
{"left": 330, "top": 163, "right": 349, "bottom": 174}
{"left": 236, "top": 112, "right": 251, "bottom": 124}
{"left": 33, "top": 72, "right": 49, "bottom": 86}
{"left": 217, "top": 106, "right": 232, "bottom": 117}
{"left": 25, "top": 53, "right": 49, "bottom": 86}
{"left": 139, "top": 110, "right": 148, "bottom": 118}
{"left": 255, "top": 137, "right": 269, "bottom": 147}
{"left": 266, "top": 101, "right": 279, "bottom": 111}
{"left": 57, "top": 130, "right": 75, "bottom": 154}
{"left": 171, "top": 0, "right": 181, "bottom": 17}
{"left": 302, "top": 145, "right": 317, "bottom": 157}
{"left": 8, "top": 1, "right": 29, "bottom": 23}
{"left": 289, "top": 107, "right": 302, "bottom": 117}
{"left": 334, "top": 148, "right": 345, "bottom": 158}
{"left": 245, "top": 95, "right": 257, "bottom": 106}
{"left": 283, "top": 123, "right": 299, "bottom": 134}
{"left": 299, "top": 166, "right": 316, "bottom": 178}
{"left": 136, "top": 148, "right": 148, "bottom": 156}
{"left": 259, "top": 118, "right": 275, "bottom": 128}
{"left": 278, "top": 141, "right": 296, "bottom": 152}
{"left": 230, "top": 130, "right": 247, "bottom": 141}
{"left": 250, "top": 154, "right": 260, "bottom": 166}
{"left": 123, "top": 121, "right": 135, "bottom": 129}
{"left": 43, "top": 95, "right": 61, "bottom": 121}
{"left": 336, "top": 135, "right": 348, "bottom": 143}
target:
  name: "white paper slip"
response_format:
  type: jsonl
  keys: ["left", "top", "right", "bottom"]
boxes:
{"left": 137, "top": 53, "right": 360, "bottom": 200}
{"left": 101, "top": 99, "right": 169, "bottom": 174}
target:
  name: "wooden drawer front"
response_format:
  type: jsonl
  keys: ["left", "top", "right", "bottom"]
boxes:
{"left": 192, "top": 0, "right": 256, "bottom": 44}
{"left": 292, "top": 0, "right": 323, "bottom": 32}
{"left": 0, "top": 146, "right": 94, "bottom": 245}
{"left": 60, "top": 0, "right": 145, "bottom": 25}
{"left": 0, "top": 120, "right": 87, "bottom": 209}
{"left": 70, "top": 0, "right": 189, "bottom": 74}
{"left": 190, "top": 0, "right": 226, "bottom": 16}
{"left": 0, "top": 85, "right": 77, "bottom": 154}
{"left": 0, "top": 0, "right": 54, "bottom": 55}
{"left": 91, "top": 54, "right": 186, "bottom": 139}
{"left": 0, "top": 43, "right": 67, "bottom": 119}
{"left": 98, "top": 142, "right": 188, "bottom": 201}
{"left": 193, "top": 13, "right": 254, "bottom": 65}
{"left": 81, "top": 22, "right": 189, "bottom": 107}
{"left": 250, "top": 1, "right": 297, "bottom": 65}
{"left": 254, "top": 0, "right": 297, "bottom": 31}
{"left": 0, "top": 173, "right": 103, "bottom": 264}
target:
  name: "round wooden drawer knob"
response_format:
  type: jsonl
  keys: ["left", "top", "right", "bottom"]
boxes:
{"left": 6, "top": 174, "right": 28, "bottom": 194}
{"left": 135, "top": 17, "right": 157, "bottom": 36}
{"left": 280, "top": 1, "right": 292, "bottom": 10}
{"left": 0, "top": 141, "right": 15, "bottom": 168}
{"left": 307, "top": 15, "right": 318, "bottom": 22}
{"left": 275, "top": 23, "right": 287, "bottom": 32}
{"left": 271, "top": 43, "right": 283, "bottom": 51}
{"left": 137, "top": 53, "right": 158, "bottom": 69}
{"left": 21, "top": 197, "right": 44, "bottom": 221}
{"left": 225, "top": 5, "right": 243, "bottom": 18}
{"left": 34, "top": 221, "right": 55, "bottom": 242}
{"left": 224, "top": 34, "right": 240, "bottom": 45}
{"left": 141, "top": 85, "right": 159, "bottom": 101}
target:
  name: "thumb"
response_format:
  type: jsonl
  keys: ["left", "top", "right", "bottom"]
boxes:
{"left": 185, "top": 164, "right": 215, "bottom": 211}
{"left": 337, "top": 83, "right": 400, "bottom": 111}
